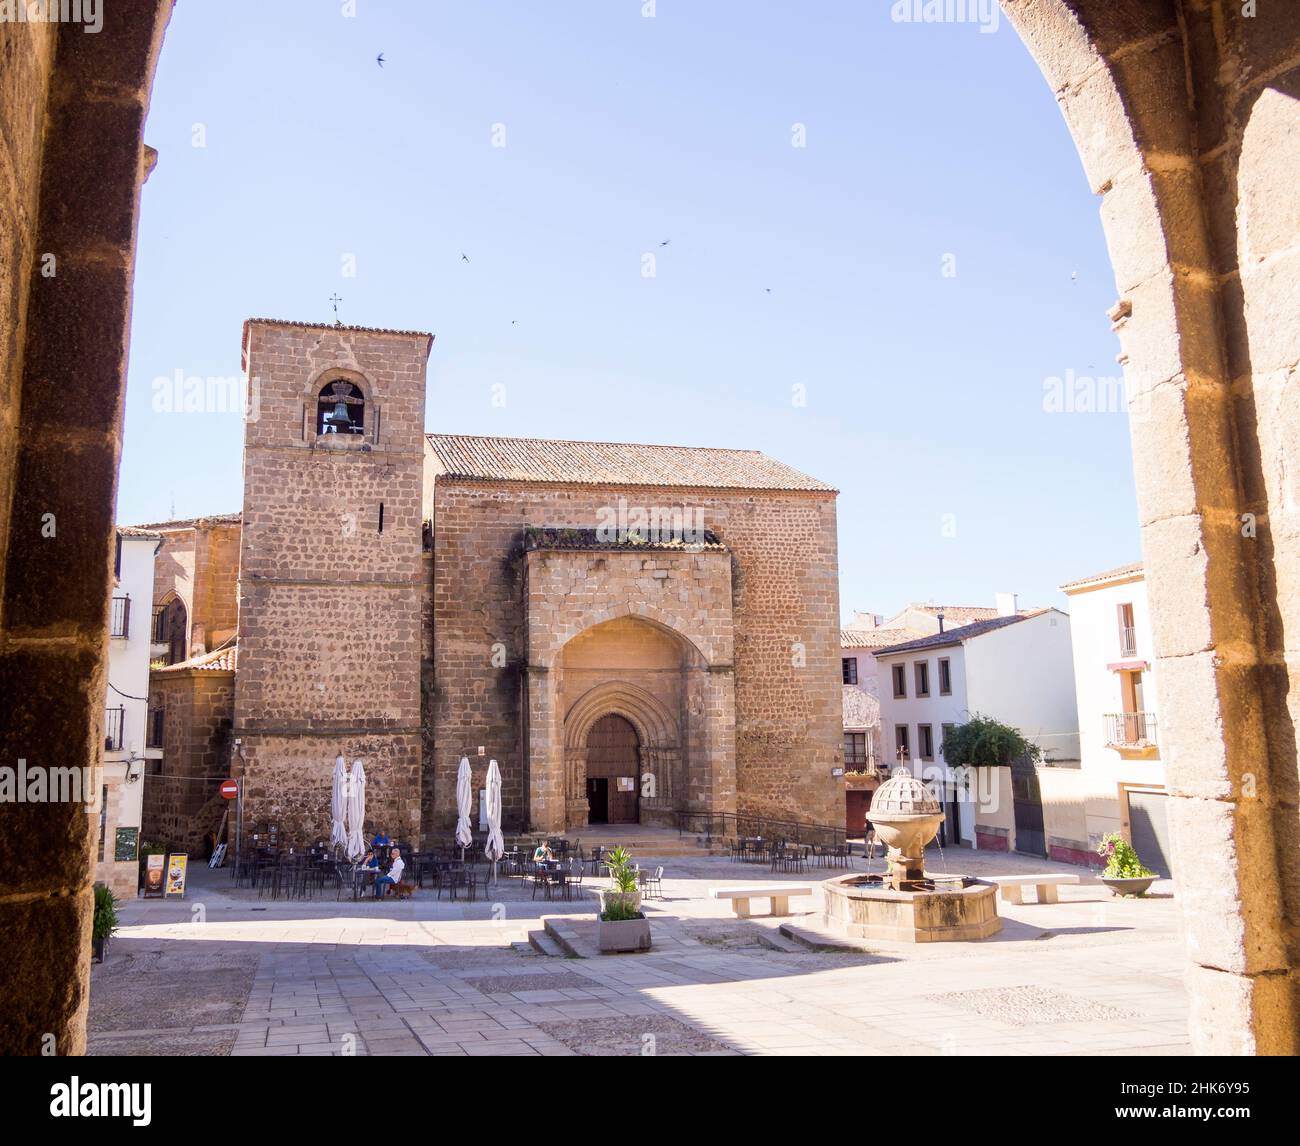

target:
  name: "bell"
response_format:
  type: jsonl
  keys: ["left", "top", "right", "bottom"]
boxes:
{"left": 328, "top": 401, "right": 350, "bottom": 428}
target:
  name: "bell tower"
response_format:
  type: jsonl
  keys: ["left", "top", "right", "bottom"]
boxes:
{"left": 234, "top": 318, "right": 433, "bottom": 844}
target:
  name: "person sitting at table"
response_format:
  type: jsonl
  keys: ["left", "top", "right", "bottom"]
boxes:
{"left": 374, "top": 847, "right": 404, "bottom": 898}
{"left": 360, "top": 850, "right": 380, "bottom": 871}
{"left": 371, "top": 827, "right": 391, "bottom": 850}
{"left": 532, "top": 841, "right": 554, "bottom": 863}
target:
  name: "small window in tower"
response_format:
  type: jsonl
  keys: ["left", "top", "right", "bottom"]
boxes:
{"left": 316, "top": 379, "right": 365, "bottom": 435}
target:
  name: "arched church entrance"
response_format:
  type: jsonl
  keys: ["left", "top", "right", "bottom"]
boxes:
{"left": 585, "top": 714, "right": 640, "bottom": 825}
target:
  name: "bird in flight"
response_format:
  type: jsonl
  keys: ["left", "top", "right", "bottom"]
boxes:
{"left": 461, "top": 252, "right": 470, "bottom": 263}
{"left": 660, "top": 239, "right": 671, "bottom": 247}
{"left": 376, "top": 52, "right": 385, "bottom": 67}
{"left": 764, "top": 288, "right": 772, "bottom": 294}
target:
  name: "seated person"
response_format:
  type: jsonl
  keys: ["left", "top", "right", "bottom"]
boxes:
{"left": 360, "top": 850, "right": 380, "bottom": 871}
{"left": 371, "top": 828, "right": 392, "bottom": 851}
{"left": 532, "top": 841, "right": 554, "bottom": 863}
{"left": 373, "top": 848, "right": 405, "bottom": 898}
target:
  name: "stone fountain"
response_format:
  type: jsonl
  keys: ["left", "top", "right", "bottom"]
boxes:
{"left": 821, "top": 772, "right": 1001, "bottom": 942}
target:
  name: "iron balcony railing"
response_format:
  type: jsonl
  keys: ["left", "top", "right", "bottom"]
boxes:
{"left": 146, "top": 707, "right": 164, "bottom": 749}
{"left": 152, "top": 604, "right": 166, "bottom": 641}
{"left": 1118, "top": 625, "right": 1137, "bottom": 657}
{"left": 1105, "top": 711, "right": 1157, "bottom": 747}
{"left": 110, "top": 596, "right": 131, "bottom": 639}
{"left": 104, "top": 706, "right": 125, "bottom": 752}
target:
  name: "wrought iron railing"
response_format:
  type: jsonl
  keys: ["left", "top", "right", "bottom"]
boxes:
{"left": 110, "top": 596, "right": 130, "bottom": 638}
{"left": 1104, "top": 711, "right": 1156, "bottom": 747}
{"left": 674, "top": 809, "right": 846, "bottom": 847}
{"left": 104, "top": 706, "right": 125, "bottom": 751}
{"left": 1118, "top": 625, "right": 1137, "bottom": 657}
{"left": 146, "top": 707, "right": 164, "bottom": 749}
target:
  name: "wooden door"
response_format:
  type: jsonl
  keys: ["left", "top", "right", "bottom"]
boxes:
{"left": 586, "top": 714, "right": 640, "bottom": 824}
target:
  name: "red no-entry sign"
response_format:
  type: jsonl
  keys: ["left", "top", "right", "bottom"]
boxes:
{"left": 220, "top": 779, "right": 239, "bottom": 799}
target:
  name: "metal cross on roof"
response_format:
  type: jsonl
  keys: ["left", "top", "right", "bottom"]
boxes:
{"left": 329, "top": 293, "right": 342, "bottom": 325}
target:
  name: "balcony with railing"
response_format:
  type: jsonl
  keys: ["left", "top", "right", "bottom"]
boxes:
{"left": 110, "top": 596, "right": 131, "bottom": 639}
{"left": 1118, "top": 625, "right": 1137, "bottom": 658}
{"left": 1104, "top": 711, "right": 1157, "bottom": 749}
{"left": 104, "top": 706, "right": 125, "bottom": 752}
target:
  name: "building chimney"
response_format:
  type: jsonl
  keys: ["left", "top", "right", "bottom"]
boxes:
{"left": 995, "top": 592, "right": 1018, "bottom": 617}
{"left": 936, "top": 613, "right": 945, "bottom": 633}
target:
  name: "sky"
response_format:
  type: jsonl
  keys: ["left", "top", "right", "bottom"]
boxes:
{"left": 117, "top": 0, "right": 1141, "bottom": 622}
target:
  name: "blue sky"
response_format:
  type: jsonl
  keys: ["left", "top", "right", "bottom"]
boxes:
{"left": 118, "top": 0, "right": 1140, "bottom": 621}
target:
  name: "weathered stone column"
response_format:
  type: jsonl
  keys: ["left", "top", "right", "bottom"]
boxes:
{"left": 1004, "top": 0, "right": 1300, "bottom": 1053}
{"left": 526, "top": 665, "right": 564, "bottom": 833}
{"left": 0, "top": 1, "right": 174, "bottom": 1057}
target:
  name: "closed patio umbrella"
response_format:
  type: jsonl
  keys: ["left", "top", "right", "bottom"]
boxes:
{"left": 484, "top": 758, "right": 504, "bottom": 884}
{"left": 346, "top": 759, "right": 367, "bottom": 861}
{"left": 330, "top": 754, "right": 348, "bottom": 853}
{"left": 455, "top": 756, "right": 473, "bottom": 860}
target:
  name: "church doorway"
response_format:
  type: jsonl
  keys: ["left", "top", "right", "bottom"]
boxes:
{"left": 585, "top": 714, "right": 640, "bottom": 825}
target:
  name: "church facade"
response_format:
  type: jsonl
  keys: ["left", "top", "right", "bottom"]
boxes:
{"left": 141, "top": 318, "right": 844, "bottom": 850}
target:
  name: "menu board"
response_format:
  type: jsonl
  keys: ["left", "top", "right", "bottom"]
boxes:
{"left": 164, "top": 853, "right": 188, "bottom": 898}
{"left": 143, "top": 853, "right": 165, "bottom": 898}
{"left": 114, "top": 827, "right": 138, "bottom": 863}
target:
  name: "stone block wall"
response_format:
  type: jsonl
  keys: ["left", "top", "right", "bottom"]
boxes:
{"left": 143, "top": 668, "right": 235, "bottom": 855}
{"left": 234, "top": 321, "right": 431, "bottom": 846}
{"left": 428, "top": 480, "right": 842, "bottom": 836}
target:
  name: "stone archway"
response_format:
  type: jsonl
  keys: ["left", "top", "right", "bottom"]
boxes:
{"left": 2, "top": 0, "right": 1297, "bottom": 1059}
{"left": 562, "top": 679, "right": 682, "bottom": 829}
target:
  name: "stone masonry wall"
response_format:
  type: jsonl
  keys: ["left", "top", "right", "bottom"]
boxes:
{"left": 429, "top": 480, "right": 842, "bottom": 836}
{"left": 234, "top": 322, "right": 430, "bottom": 846}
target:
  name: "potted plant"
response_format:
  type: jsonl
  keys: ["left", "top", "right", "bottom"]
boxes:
{"left": 92, "top": 884, "right": 119, "bottom": 963}
{"left": 597, "top": 846, "right": 650, "bottom": 953}
{"left": 1096, "top": 832, "right": 1156, "bottom": 896}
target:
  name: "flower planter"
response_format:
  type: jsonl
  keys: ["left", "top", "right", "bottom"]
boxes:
{"left": 1101, "top": 875, "right": 1155, "bottom": 897}
{"left": 597, "top": 913, "right": 651, "bottom": 953}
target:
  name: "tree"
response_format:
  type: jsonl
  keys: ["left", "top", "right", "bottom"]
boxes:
{"left": 940, "top": 713, "right": 1041, "bottom": 768}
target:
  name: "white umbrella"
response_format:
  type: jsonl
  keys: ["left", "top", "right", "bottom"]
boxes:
{"left": 484, "top": 758, "right": 504, "bottom": 884}
{"left": 346, "top": 759, "right": 367, "bottom": 861}
{"left": 330, "top": 754, "right": 348, "bottom": 853}
{"left": 455, "top": 756, "right": 473, "bottom": 859}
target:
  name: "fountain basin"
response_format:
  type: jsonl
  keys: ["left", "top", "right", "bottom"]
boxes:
{"left": 821, "top": 872, "right": 1002, "bottom": 943}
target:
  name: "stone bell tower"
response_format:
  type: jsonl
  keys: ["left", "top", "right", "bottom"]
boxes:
{"left": 233, "top": 318, "right": 433, "bottom": 844}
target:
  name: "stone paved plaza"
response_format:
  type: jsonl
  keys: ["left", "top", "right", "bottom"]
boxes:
{"left": 89, "top": 845, "right": 1189, "bottom": 1056}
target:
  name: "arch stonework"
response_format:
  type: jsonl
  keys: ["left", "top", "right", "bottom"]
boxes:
{"left": 562, "top": 681, "right": 683, "bottom": 826}
{"left": 1004, "top": 0, "right": 1300, "bottom": 1053}
{"left": 2, "top": 0, "right": 1297, "bottom": 1058}
{"left": 525, "top": 547, "right": 736, "bottom": 833}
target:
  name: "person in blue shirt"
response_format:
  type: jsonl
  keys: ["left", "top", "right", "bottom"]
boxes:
{"left": 371, "top": 828, "right": 391, "bottom": 850}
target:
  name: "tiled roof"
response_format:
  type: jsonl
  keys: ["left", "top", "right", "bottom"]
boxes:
{"left": 426, "top": 434, "right": 835, "bottom": 492}
{"left": 154, "top": 644, "right": 237, "bottom": 674}
{"left": 523, "top": 525, "right": 726, "bottom": 552}
{"left": 841, "top": 627, "right": 922, "bottom": 649}
{"left": 871, "top": 611, "right": 1054, "bottom": 657}
{"left": 896, "top": 603, "right": 1034, "bottom": 625}
{"left": 130, "top": 512, "right": 241, "bottom": 531}
{"left": 1060, "top": 562, "right": 1144, "bottom": 591}
{"left": 117, "top": 526, "right": 163, "bottom": 539}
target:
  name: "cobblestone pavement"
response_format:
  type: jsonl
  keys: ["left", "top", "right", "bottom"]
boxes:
{"left": 88, "top": 848, "right": 1189, "bottom": 1056}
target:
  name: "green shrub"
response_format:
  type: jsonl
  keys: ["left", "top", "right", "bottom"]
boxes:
{"left": 940, "top": 713, "right": 1042, "bottom": 768}
{"left": 92, "top": 884, "right": 119, "bottom": 944}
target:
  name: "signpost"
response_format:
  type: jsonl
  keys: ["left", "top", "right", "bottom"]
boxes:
{"left": 220, "top": 779, "right": 238, "bottom": 799}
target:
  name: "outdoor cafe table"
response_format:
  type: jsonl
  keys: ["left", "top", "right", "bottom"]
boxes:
{"left": 351, "top": 866, "right": 378, "bottom": 900}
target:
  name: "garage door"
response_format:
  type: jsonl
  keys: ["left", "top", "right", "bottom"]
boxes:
{"left": 1127, "top": 789, "right": 1172, "bottom": 878}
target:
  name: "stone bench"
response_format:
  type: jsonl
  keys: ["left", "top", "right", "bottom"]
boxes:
{"left": 710, "top": 885, "right": 813, "bottom": 918}
{"left": 985, "top": 873, "right": 1080, "bottom": 904}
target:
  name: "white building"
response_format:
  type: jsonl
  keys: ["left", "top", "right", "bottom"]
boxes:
{"left": 1048, "top": 562, "right": 1171, "bottom": 875}
{"left": 98, "top": 527, "right": 163, "bottom": 897}
{"left": 874, "top": 604, "right": 1079, "bottom": 853}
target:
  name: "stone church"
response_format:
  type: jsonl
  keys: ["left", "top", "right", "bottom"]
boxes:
{"left": 141, "top": 318, "right": 843, "bottom": 850}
